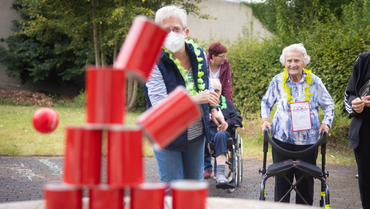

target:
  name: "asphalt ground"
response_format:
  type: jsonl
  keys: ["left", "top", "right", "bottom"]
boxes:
{"left": 0, "top": 156, "right": 361, "bottom": 208}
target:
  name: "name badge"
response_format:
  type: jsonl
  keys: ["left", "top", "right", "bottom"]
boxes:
{"left": 290, "top": 101, "right": 312, "bottom": 132}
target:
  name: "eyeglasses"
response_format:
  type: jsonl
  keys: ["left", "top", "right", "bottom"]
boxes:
{"left": 164, "top": 27, "right": 186, "bottom": 33}
{"left": 214, "top": 89, "right": 221, "bottom": 93}
{"left": 217, "top": 54, "right": 227, "bottom": 58}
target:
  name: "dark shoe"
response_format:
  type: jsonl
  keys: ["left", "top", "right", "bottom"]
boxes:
{"left": 203, "top": 170, "right": 212, "bottom": 179}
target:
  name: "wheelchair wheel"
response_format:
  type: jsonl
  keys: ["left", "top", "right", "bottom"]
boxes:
{"left": 234, "top": 148, "right": 240, "bottom": 187}
{"left": 238, "top": 136, "right": 243, "bottom": 185}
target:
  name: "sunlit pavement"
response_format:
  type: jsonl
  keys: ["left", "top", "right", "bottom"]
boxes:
{"left": 0, "top": 156, "right": 361, "bottom": 208}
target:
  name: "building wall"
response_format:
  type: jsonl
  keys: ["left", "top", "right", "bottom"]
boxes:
{"left": 187, "top": 0, "right": 271, "bottom": 43}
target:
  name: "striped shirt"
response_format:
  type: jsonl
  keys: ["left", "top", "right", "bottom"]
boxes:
{"left": 261, "top": 71, "right": 334, "bottom": 145}
{"left": 146, "top": 65, "right": 214, "bottom": 140}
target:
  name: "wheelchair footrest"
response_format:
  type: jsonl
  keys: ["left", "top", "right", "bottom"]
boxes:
{"left": 216, "top": 179, "right": 236, "bottom": 189}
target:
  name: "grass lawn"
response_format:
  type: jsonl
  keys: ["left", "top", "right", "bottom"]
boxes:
{"left": 0, "top": 105, "right": 355, "bottom": 165}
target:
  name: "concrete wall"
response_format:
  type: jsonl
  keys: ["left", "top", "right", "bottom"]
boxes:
{"left": 187, "top": 0, "right": 271, "bottom": 43}
{"left": 0, "top": 0, "right": 82, "bottom": 96}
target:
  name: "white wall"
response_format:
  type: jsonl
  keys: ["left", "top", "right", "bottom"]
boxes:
{"left": 187, "top": 0, "right": 271, "bottom": 43}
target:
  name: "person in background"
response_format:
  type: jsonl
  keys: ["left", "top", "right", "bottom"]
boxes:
{"left": 207, "top": 78, "right": 243, "bottom": 186}
{"left": 344, "top": 51, "right": 370, "bottom": 209}
{"left": 204, "top": 42, "right": 233, "bottom": 179}
{"left": 207, "top": 42, "right": 233, "bottom": 102}
{"left": 261, "top": 43, "right": 334, "bottom": 205}
{"left": 143, "top": 5, "right": 227, "bottom": 183}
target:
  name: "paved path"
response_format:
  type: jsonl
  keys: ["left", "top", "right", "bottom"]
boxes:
{"left": 0, "top": 156, "right": 361, "bottom": 208}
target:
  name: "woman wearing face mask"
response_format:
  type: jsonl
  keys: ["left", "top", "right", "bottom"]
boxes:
{"left": 143, "top": 5, "right": 227, "bottom": 183}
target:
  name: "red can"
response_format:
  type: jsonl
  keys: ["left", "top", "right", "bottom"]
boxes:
{"left": 86, "top": 66, "right": 125, "bottom": 125}
{"left": 137, "top": 86, "right": 202, "bottom": 150}
{"left": 63, "top": 126, "right": 102, "bottom": 186}
{"left": 89, "top": 184, "right": 124, "bottom": 209}
{"left": 107, "top": 126, "right": 143, "bottom": 187}
{"left": 44, "top": 183, "right": 82, "bottom": 209}
{"left": 130, "top": 182, "right": 167, "bottom": 209}
{"left": 113, "top": 16, "right": 167, "bottom": 82}
{"left": 171, "top": 180, "right": 208, "bottom": 209}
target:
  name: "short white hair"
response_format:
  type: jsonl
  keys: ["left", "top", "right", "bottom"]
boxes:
{"left": 210, "top": 79, "right": 222, "bottom": 89}
{"left": 279, "top": 43, "right": 311, "bottom": 66}
{"left": 155, "top": 5, "right": 187, "bottom": 28}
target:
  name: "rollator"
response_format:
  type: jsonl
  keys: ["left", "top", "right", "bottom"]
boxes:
{"left": 259, "top": 128, "right": 330, "bottom": 207}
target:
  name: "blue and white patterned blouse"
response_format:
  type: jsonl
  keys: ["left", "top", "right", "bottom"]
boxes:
{"left": 261, "top": 71, "right": 334, "bottom": 145}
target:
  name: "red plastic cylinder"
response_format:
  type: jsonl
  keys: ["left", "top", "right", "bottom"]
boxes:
{"left": 107, "top": 126, "right": 143, "bottom": 187}
{"left": 86, "top": 66, "right": 125, "bottom": 125}
{"left": 136, "top": 86, "right": 202, "bottom": 150}
{"left": 63, "top": 126, "right": 102, "bottom": 186}
{"left": 171, "top": 180, "right": 208, "bottom": 209}
{"left": 44, "top": 183, "right": 82, "bottom": 209}
{"left": 113, "top": 16, "right": 167, "bottom": 82}
{"left": 130, "top": 182, "right": 167, "bottom": 209}
{"left": 89, "top": 184, "right": 124, "bottom": 209}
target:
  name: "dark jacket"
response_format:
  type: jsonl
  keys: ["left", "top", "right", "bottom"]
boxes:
{"left": 344, "top": 51, "right": 370, "bottom": 149}
{"left": 206, "top": 55, "right": 233, "bottom": 103}
{"left": 143, "top": 42, "right": 211, "bottom": 152}
{"left": 209, "top": 96, "right": 243, "bottom": 133}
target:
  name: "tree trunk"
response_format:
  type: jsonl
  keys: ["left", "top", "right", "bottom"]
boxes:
{"left": 113, "top": 37, "right": 118, "bottom": 62}
{"left": 99, "top": 24, "right": 106, "bottom": 66}
{"left": 127, "top": 78, "right": 133, "bottom": 106}
{"left": 127, "top": 81, "right": 138, "bottom": 110}
{"left": 91, "top": 0, "right": 100, "bottom": 66}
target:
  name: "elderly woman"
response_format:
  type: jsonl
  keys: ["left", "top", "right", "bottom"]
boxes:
{"left": 261, "top": 43, "right": 334, "bottom": 205}
{"left": 143, "top": 5, "right": 227, "bottom": 183}
{"left": 344, "top": 51, "right": 370, "bottom": 209}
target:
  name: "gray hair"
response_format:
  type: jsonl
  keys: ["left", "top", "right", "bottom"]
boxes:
{"left": 279, "top": 43, "right": 311, "bottom": 66}
{"left": 210, "top": 79, "right": 222, "bottom": 89}
{"left": 155, "top": 5, "right": 187, "bottom": 28}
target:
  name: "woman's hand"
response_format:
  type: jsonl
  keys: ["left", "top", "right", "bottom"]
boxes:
{"left": 191, "top": 90, "right": 218, "bottom": 105}
{"left": 352, "top": 97, "right": 366, "bottom": 113}
{"left": 319, "top": 123, "right": 330, "bottom": 135}
{"left": 261, "top": 118, "right": 271, "bottom": 133}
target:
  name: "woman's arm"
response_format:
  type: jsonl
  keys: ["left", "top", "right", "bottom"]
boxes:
{"left": 345, "top": 58, "right": 364, "bottom": 115}
{"left": 146, "top": 65, "right": 167, "bottom": 107}
{"left": 260, "top": 76, "right": 278, "bottom": 132}
{"left": 222, "top": 62, "right": 233, "bottom": 103}
{"left": 316, "top": 77, "right": 335, "bottom": 134}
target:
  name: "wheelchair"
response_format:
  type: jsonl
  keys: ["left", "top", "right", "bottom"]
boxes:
{"left": 259, "top": 128, "right": 330, "bottom": 207}
{"left": 207, "top": 124, "right": 243, "bottom": 193}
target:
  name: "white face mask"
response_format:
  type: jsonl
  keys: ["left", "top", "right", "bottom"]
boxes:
{"left": 163, "top": 32, "right": 185, "bottom": 53}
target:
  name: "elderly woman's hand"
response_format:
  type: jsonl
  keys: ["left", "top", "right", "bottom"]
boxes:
{"left": 319, "top": 123, "right": 330, "bottom": 135}
{"left": 191, "top": 90, "right": 219, "bottom": 105}
{"left": 352, "top": 97, "right": 366, "bottom": 113}
{"left": 261, "top": 118, "right": 271, "bottom": 133}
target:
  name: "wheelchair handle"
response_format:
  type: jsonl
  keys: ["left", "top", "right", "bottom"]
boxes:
{"left": 264, "top": 128, "right": 326, "bottom": 158}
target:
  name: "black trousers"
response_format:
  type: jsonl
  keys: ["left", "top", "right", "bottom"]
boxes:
{"left": 355, "top": 109, "right": 370, "bottom": 209}
{"left": 272, "top": 138, "right": 318, "bottom": 205}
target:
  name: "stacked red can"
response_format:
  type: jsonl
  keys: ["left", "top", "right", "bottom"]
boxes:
{"left": 43, "top": 15, "right": 208, "bottom": 209}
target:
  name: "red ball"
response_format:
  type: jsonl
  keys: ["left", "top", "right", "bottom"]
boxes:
{"left": 32, "top": 108, "right": 59, "bottom": 133}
